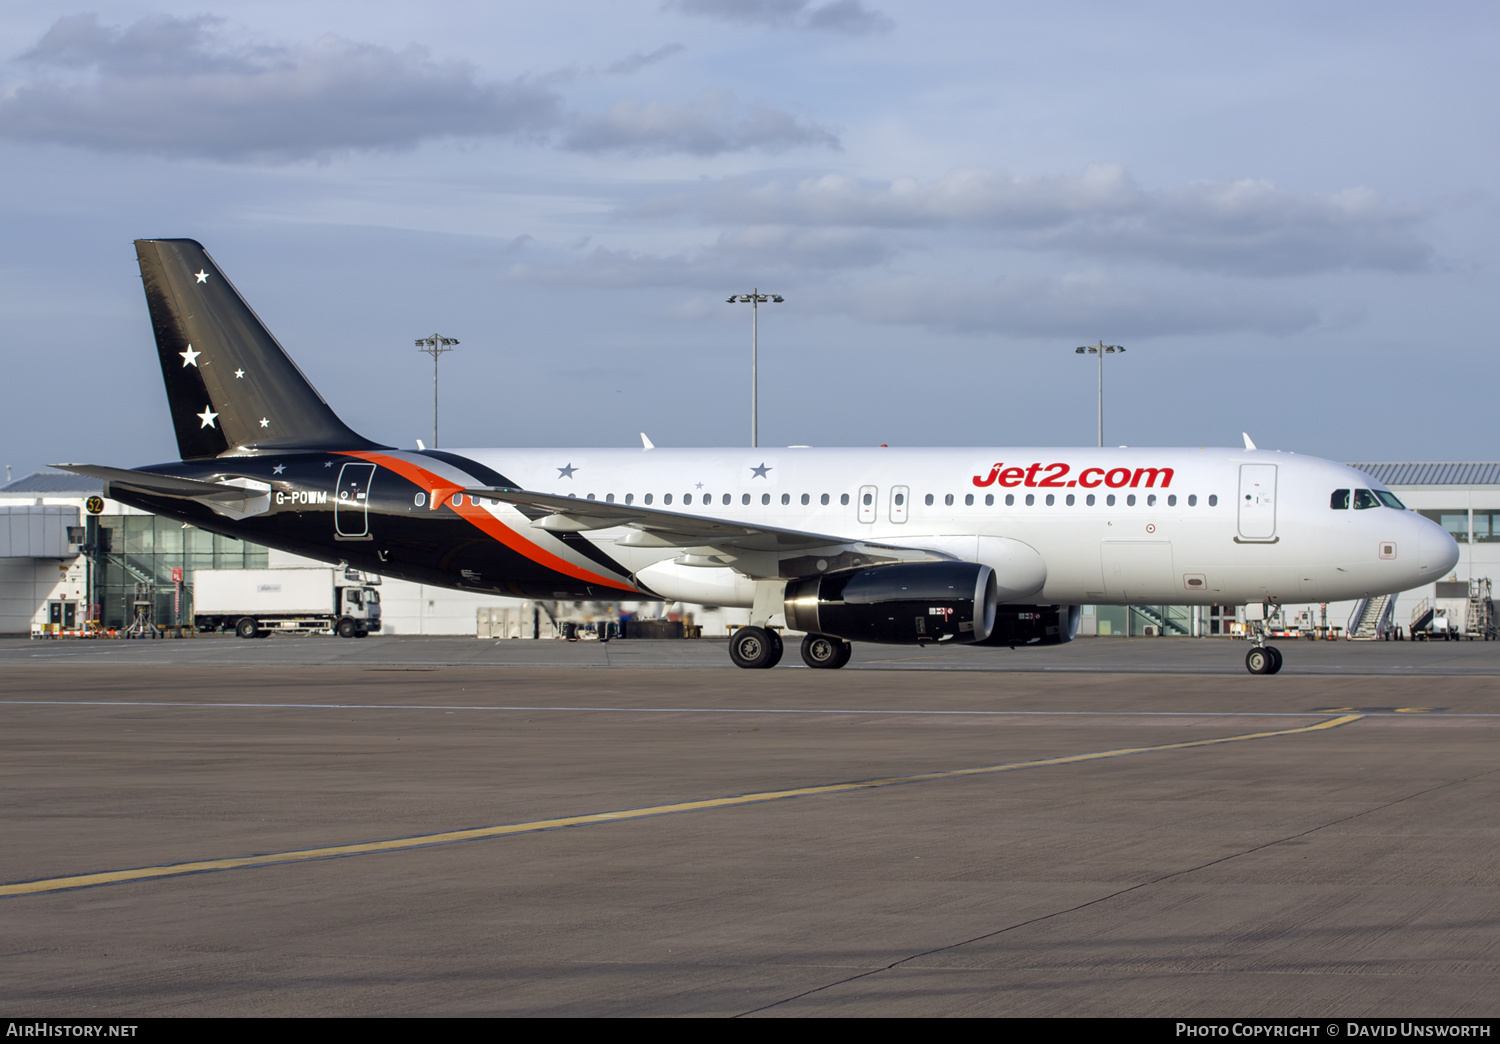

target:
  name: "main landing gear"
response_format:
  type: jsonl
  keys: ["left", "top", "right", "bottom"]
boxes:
{"left": 728, "top": 628, "right": 854, "bottom": 669}
{"left": 800, "top": 633, "right": 852, "bottom": 670}
{"left": 729, "top": 626, "right": 784, "bottom": 669}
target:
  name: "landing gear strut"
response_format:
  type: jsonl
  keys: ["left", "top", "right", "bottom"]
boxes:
{"left": 730, "top": 626, "right": 784, "bottom": 669}
{"left": 800, "top": 634, "right": 852, "bottom": 669}
{"left": 1244, "top": 605, "right": 1283, "bottom": 674}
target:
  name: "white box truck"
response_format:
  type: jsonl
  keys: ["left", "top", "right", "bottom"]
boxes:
{"left": 194, "top": 568, "right": 381, "bottom": 638}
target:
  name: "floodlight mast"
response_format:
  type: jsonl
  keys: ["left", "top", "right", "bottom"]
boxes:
{"left": 415, "top": 334, "right": 459, "bottom": 448}
{"left": 1074, "top": 340, "right": 1125, "bottom": 448}
{"left": 727, "top": 290, "right": 784, "bottom": 448}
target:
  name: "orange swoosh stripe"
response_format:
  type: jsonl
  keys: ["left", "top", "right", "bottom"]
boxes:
{"left": 340, "top": 451, "right": 637, "bottom": 593}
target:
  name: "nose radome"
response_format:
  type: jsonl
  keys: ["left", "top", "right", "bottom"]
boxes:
{"left": 1419, "top": 518, "right": 1460, "bottom": 577}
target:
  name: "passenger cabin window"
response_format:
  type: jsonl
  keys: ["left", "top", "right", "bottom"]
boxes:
{"left": 742, "top": 493, "right": 750, "bottom": 505}
{"left": 840, "top": 494, "right": 850, "bottom": 506}
{"left": 1331, "top": 489, "right": 1350, "bottom": 510}
{"left": 925, "top": 494, "right": 934, "bottom": 506}
{"left": 1208, "top": 495, "right": 1217, "bottom": 507}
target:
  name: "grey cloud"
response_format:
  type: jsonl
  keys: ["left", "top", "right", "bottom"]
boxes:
{"left": 1037, "top": 180, "right": 1431, "bottom": 277}
{"left": 710, "top": 225, "right": 890, "bottom": 267}
{"left": 562, "top": 89, "right": 838, "bottom": 155}
{"left": 837, "top": 274, "right": 1321, "bottom": 339}
{"left": 502, "top": 225, "right": 885, "bottom": 288}
{"left": 1, "top": 14, "right": 560, "bottom": 161}
{"left": 1, "top": 16, "right": 823, "bottom": 162}
{"left": 634, "top": 166, "right": 1431, "bottom": 276}
{"left": 505, "top": 246, "right": 705, "bottom": 289}
{"left": 665, "top": 0, "right": 893, "bottom": 34}
{"left": 606, "top": 43, "right": 686, "bottom": 75}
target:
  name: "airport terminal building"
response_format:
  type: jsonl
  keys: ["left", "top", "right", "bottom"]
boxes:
{"left": 4, "top": 462, "right": 1496, "bottom": 640}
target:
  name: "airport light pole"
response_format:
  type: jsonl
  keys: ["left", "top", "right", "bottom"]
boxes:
{"left": 415, "top": 334, "right": 459, "bottom": 448}
{"left": 1074, "top": 341, "right": 1125, "bottom": 448}
{"left": 727, "top": 290, "right": 783, "bottom": 448}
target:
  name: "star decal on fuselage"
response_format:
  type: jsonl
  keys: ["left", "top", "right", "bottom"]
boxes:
{"left": 197, "top": 406, "right": 218, "bottom": 429}
{"left": 324, "top": 461, "right": 333, "bottom": 467}
{"left": 557, "top": 464, "right": 577, "bottom": 478}
{"left": 259, "top": 418, "right": 269, "bottom": 428}
{"left": 179, "top": 345, "right": 200, "bottom": 367}
{"left": 272, "top": 464, "right": 286, "bottom": 475}
{"left": 195, "top": 270, "right": 208, "bottom": 283}
{"left": 234, "top": 369, "right": 245, "bottom": 379}
{"left": 750, "top": 463, "right": 772, "bottom": 478}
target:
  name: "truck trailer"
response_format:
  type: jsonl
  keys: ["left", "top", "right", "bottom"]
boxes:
{"left": 194, "top": 568, "right": 381, "bottom": 638}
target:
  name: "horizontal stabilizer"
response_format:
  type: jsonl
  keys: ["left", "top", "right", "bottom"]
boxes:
{"left": 54, "top": 463, "right": 272, "bottom": 520}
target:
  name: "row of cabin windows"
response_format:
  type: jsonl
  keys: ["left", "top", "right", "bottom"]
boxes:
{"left": 556, "top": 491, "right": 1218, "bottom": 508}
{"left": 919, "top": 491, "right": 1212, "bottom": 508}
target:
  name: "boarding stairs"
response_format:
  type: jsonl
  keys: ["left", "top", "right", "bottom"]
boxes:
{"left": 1348, "top": 593, "right": 1395, "bottom": 640}
{"left": 1129, "top": 604, "right": 1191, "bottom": 637}
{"left": 1464, "top": 579, "right": 1498, "bottom": 640}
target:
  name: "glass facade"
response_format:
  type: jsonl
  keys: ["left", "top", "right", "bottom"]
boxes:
{"left": 92, "top": 514, "right": 267, "bottom": 628}
{"left": 1419, "top": 509, "right": 1500, "bottom": 544}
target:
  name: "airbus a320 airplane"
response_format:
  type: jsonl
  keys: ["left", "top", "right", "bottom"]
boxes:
{"left": 62, "top": 240, "right": 1459, "bottom": 674}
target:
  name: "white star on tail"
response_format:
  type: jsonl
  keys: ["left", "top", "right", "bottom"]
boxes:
{"left": 259, "top": 418, "right": 269, "bottom": 428}
{"left": 272, "top": 464, "right": 285, "bottom": 475}
{"left": 197, "top": 406, "right": 218, "bottom": 429}
{"left": 179, "top": 345, "right": 200, "bottom": 367}
{"left": 234, "top": 369, "right": 245, "bottom": 379}
{"left": 195, "top": 270, "right": 208, "bottom": 283}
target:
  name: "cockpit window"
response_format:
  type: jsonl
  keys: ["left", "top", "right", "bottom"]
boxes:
{"left": 1353, "top": 488, "right": 1381, "bottom": 510}
{"left": 1374, "top": 490, "right": 1406, "bottom": 510}
{"left": 1331, "top": 489, "right": 1350, "bottom": 510}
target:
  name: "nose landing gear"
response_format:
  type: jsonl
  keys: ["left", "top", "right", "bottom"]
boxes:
{"left": 1245, "top": 644, "right": 1283, "bottom": 675}
{"left": 1242, "top": 603, "right": 1284, "bottom": 674}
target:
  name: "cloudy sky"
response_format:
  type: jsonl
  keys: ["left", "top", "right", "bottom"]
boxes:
{"left": 1, "top": 1, "right": 1494, "bottom": 478}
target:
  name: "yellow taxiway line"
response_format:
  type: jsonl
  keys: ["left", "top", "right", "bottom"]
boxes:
{"left": 0, "top": 714, "right": 1364, "bottom": 898}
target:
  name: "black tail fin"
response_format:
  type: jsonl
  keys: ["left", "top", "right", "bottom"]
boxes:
{"left": 136, "top": 239, "right": 385, "bottom": 460}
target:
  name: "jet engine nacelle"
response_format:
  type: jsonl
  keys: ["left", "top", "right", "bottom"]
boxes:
{"left": 783, "top": 561, "right": 998, "bottom": 645}
{"left": 974, "top": 604, "right": 1082, "bottom": 647}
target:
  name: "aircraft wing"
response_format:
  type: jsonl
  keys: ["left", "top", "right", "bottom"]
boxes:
{"left": 465, "top": 486, "right": 952, "bottom": 579}
{"left": 54, "top": 463, "right": 272, "bottom": 520}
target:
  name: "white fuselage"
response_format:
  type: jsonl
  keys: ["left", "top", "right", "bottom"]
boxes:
{"left": 445, "top": 445, "right": 1459, "bottom": 608}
